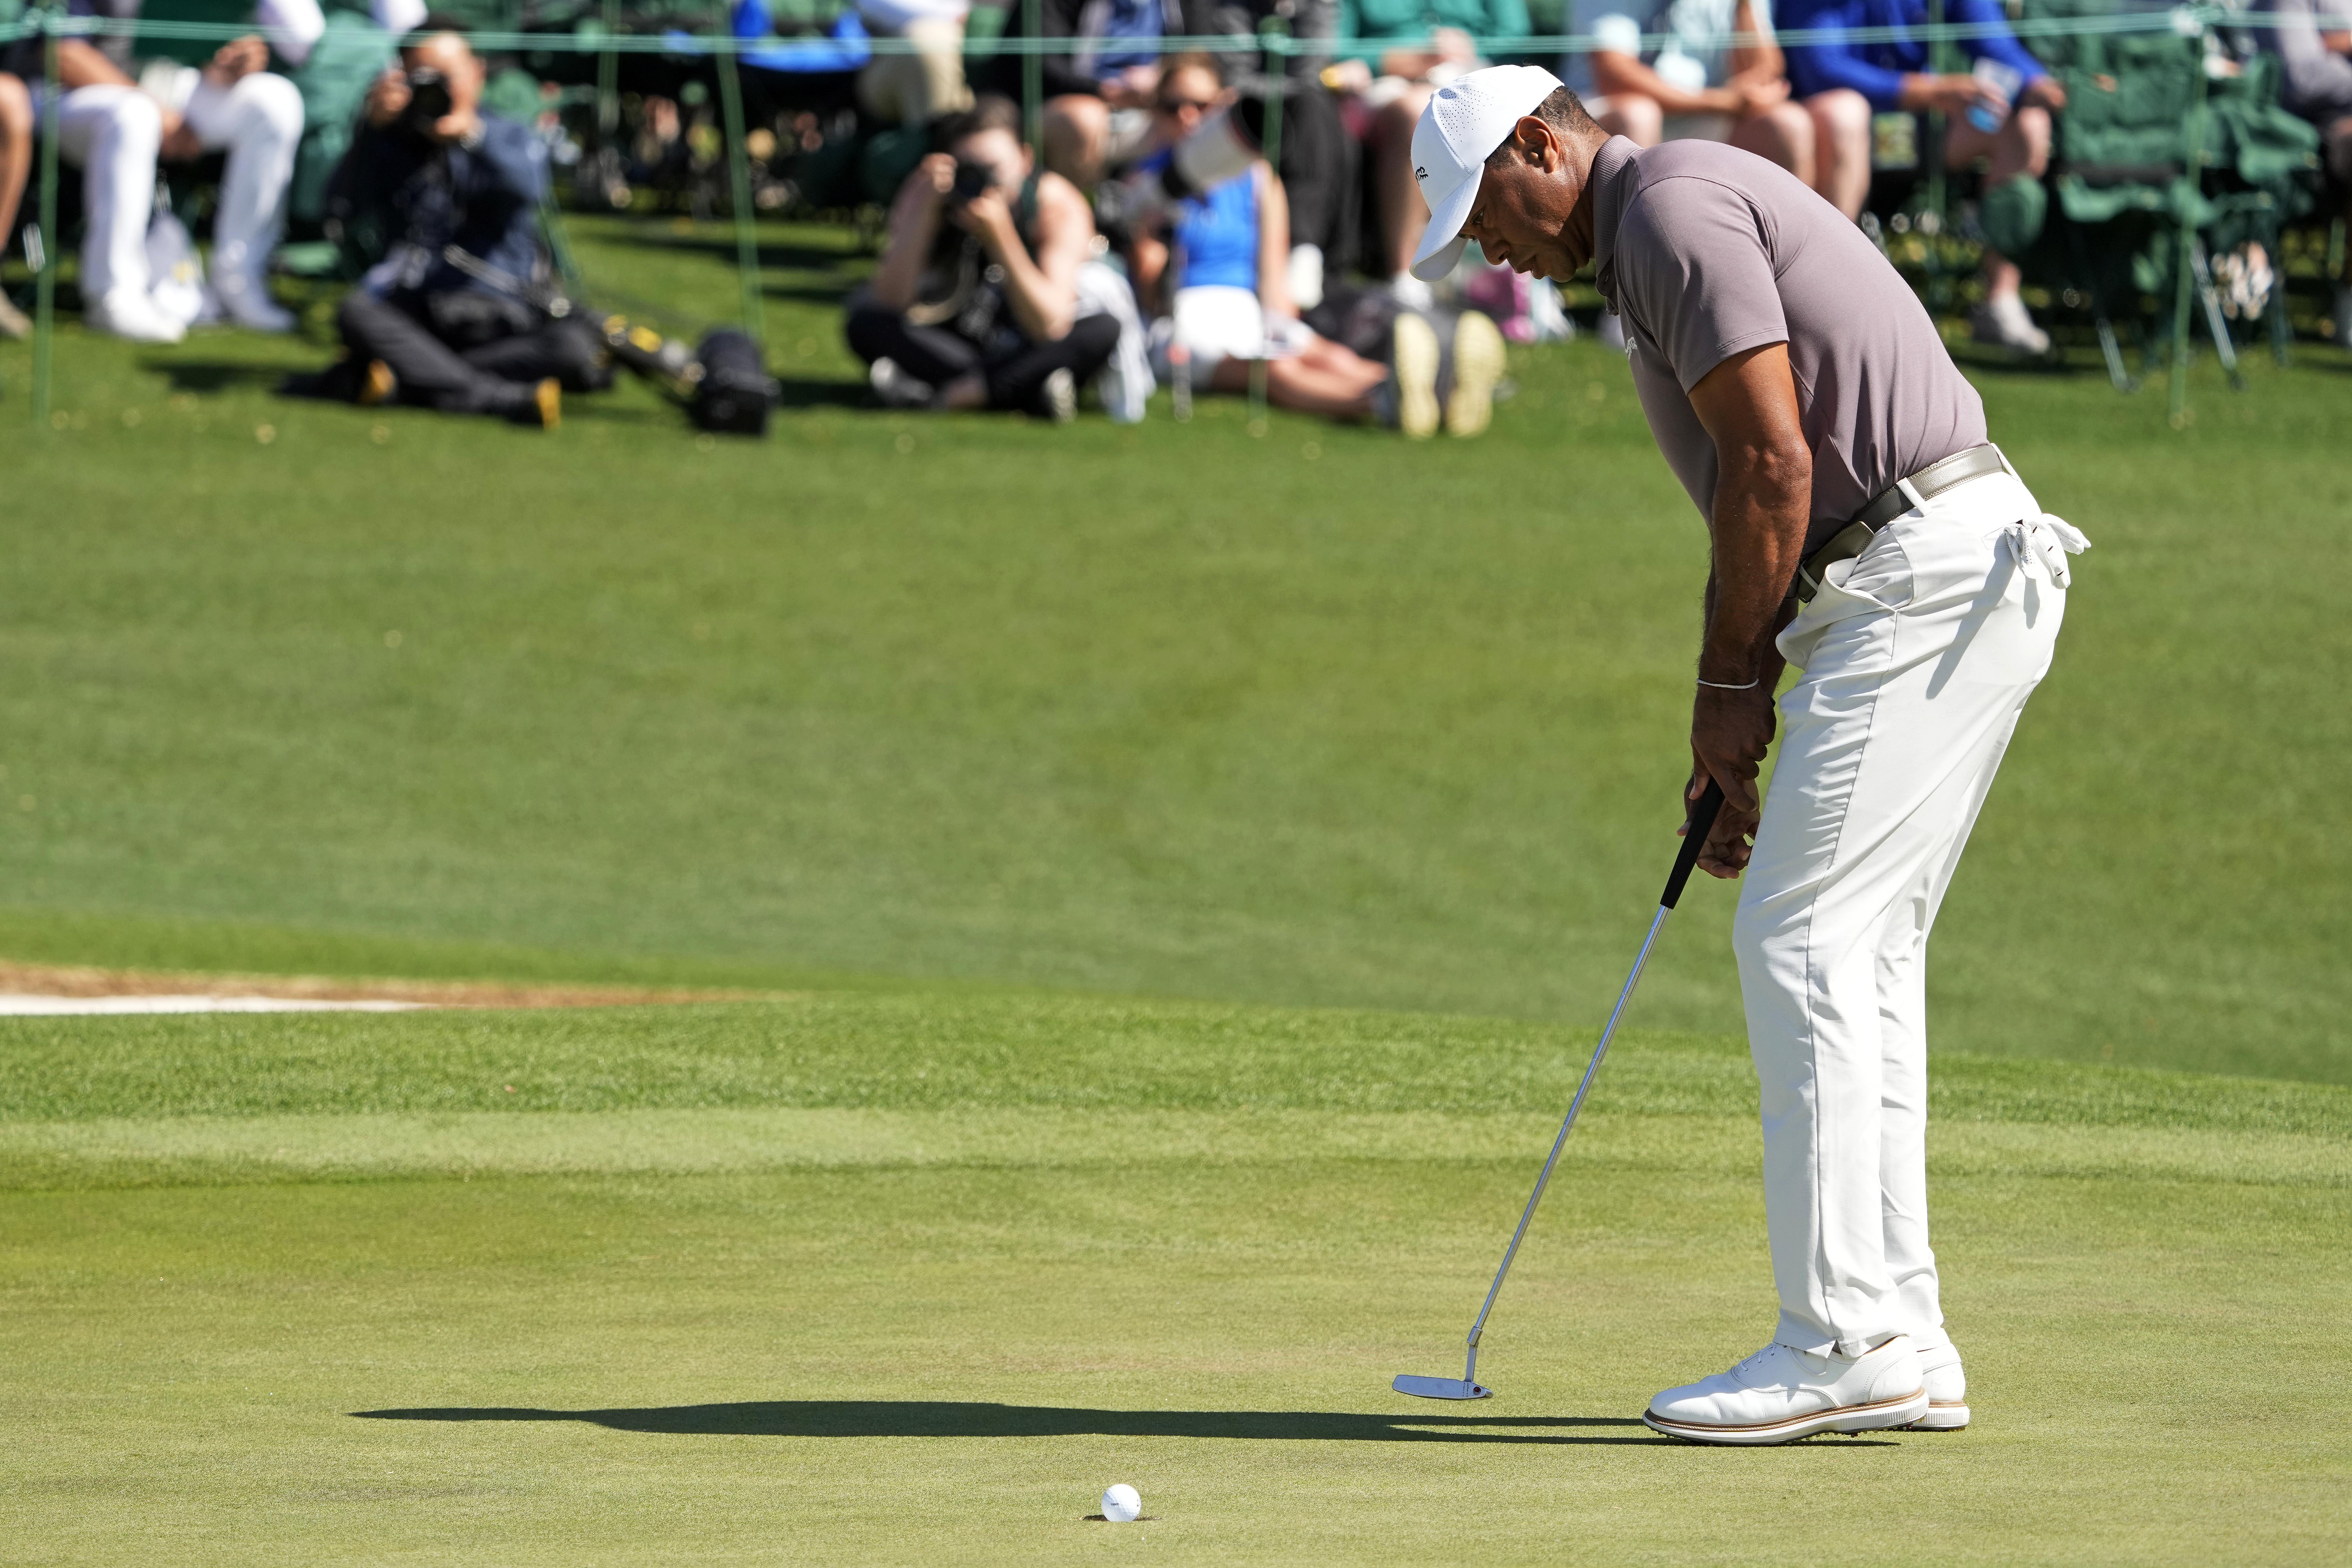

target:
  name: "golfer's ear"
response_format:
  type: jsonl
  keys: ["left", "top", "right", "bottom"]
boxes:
{"left": 1516, "top": 117, "right": 1553, "bottom": 168}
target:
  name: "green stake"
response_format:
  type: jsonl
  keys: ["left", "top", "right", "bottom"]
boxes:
{"left": 713, "top": 25, "right": 765, "bottom": 347}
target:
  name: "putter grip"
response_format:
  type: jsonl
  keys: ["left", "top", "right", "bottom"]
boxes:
{"left": 1661, "top": 778, "right": 1727, "bottom": 910}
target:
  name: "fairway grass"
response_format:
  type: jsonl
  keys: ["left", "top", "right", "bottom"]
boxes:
{"left": 4, "top": 219, "right": 2350, "bottom": 1085}
{"left": 4, "top": 996, "right": 2346, "bottom": 1563}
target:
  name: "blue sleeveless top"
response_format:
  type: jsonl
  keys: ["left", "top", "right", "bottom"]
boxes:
{"left": 1175, "top": 171, "right": 1260, "bottom": 294}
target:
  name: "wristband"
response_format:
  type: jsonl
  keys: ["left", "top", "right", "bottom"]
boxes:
{"left": 1696, "top": 676, "right": 1760, "bottom": 691}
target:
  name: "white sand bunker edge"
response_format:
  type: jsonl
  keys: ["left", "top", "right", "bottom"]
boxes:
{"left": 0, "top": 995, "right": 429, "bottom": 1015}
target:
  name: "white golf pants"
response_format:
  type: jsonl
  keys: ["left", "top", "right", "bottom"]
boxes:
{"left": 57, "top": 70, "right": 303, "bottom": 305}
{"left": 1735, "top": 465, "right": 2086, "bottom": 1358}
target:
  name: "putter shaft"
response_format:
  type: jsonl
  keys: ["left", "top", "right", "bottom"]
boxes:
{"left": 1454, "top": 780, "right": 1726, "bottom": 1391}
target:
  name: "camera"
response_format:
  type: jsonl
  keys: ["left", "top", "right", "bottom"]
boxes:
{"left": 401, "top": 66, "right": 453, "bottom": 135}
{"left": 948, "top": 158, "right": 995, "bottom": 206}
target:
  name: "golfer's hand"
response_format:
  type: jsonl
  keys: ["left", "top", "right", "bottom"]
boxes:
{"left": 1688, "top": 684, "right": 1774, "bottom": 878}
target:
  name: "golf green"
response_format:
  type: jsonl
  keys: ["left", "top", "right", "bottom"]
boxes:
{"left": 3, "top": 996, "right": 2346, "bottom": 1562}
{"left": 3, "top": 218, "right": 2349, "bottom": 1560}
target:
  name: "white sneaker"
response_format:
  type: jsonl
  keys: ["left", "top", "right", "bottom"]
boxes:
{"left": 211, "top": 274, "right": 297, "bottom": 334}
{"left": 1910, "top": 1337, "right": 1969, "bottom": 1431}
{"left": 1446, "top": 309, "right": 1507, "bottom": 439}
{"left": 868, "top": 356, "right": 936, "bottom": 409}
{"left": 1643, "top": 1336, "right": 1928, "bottom": 1446}
{"left": 1390, "top": 311, "right": 1439, "bottom": 440}
{"left": 1036, "top": 365, "right": 1076, "bottom": 424}
{"left": 1970, "top": 292, "right": 2050, "bottom": 356}
{"left": 86, "top": 288, "right": 186, "bottom": 344}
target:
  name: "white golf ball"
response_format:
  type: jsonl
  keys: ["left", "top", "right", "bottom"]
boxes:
{"left": 1100, "top": 1483, "right": 1142, "bottom": 1522}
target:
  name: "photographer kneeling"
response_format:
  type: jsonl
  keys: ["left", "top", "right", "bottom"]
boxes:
{"left": 847, "top": 96, "right": 1119, "bottom": 421}
{"left": 292, "top": 19, "right": 605, "bottom": 427}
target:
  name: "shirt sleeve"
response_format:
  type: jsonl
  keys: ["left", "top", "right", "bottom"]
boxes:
{"left": 1616, "top": 175, "right": 1787, "bottom": 392}
{"left": 1951, "top": 0, "right": 2047, "bottom": 84}
{"left": 1779, "top": 0, "right": 1910, "bottom": 109}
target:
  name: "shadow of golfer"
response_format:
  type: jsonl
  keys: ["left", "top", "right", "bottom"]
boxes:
{"left": 351, "top": 1400, "right": 1890, "bottom": 1446}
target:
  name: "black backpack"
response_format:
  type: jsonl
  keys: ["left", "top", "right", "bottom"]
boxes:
{"left": 690, "top": 329, "right": 779, "bottom": 437}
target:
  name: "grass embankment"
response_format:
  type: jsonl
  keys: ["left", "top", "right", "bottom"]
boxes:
{"left": 2, "top": 218, "right": 2349, "bottom": 1084}
{"left": 2, "top": 995, "right": 2346, "bottom": 1563}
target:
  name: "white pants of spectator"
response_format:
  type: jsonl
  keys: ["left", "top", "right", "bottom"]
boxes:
{"left": 58, "top": 70, "right": 303, "bottom": 318}
{"left": 1735, "top": 463, "right": 2087, "bottom": 1359}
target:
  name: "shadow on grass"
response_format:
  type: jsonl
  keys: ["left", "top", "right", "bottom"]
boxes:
{"left": 352, "top": 1399, "right": 1894, "bottom": 1446}
{"left": 594, "top": 231, "right": 866, "bottom": 274}
{"left": 771, "top": 374, "right": 868, "bottom": 410}
{"left": 144, "top": 359, "right": 294, "bottom": 393}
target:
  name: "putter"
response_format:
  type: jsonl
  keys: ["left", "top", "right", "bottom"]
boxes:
{"left": 1392, "top": 778, "right": 1727, "bottom": 1401}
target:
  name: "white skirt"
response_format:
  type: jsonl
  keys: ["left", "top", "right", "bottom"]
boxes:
{"left": 1151, "top": 285, "right": 1314, "bottom": 385}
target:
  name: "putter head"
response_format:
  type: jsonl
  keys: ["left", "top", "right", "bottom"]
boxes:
{"left": 1392, "top": 1374, "right": 1492, "bottom": 1400}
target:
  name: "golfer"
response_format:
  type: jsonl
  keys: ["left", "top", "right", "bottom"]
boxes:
{"left": 1410, "top": 66, "right": 2087, "bottom": 1444}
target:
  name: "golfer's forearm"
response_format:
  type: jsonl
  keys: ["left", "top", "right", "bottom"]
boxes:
{"left": 1702, "top": 458, "right": 1807, "bottom": 684}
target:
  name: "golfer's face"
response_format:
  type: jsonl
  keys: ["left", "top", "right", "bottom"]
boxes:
{"left": 1462, "top": 157, "right": 1586, "bottom": 283}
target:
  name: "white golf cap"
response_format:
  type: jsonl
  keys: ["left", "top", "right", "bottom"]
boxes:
{"left": 1408, "top": 64, "right": 1564, "bottom": 282}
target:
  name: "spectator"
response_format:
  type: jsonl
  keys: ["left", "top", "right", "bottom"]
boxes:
{"left": 3, "top": 0, "right": 315, "bottom": 341}
{"left": 1327, "top": 0, "right": 1531, "bottom": 306}
{"left": 0, "top": 71, "right": 29, "bottom": 338}
{"left": 849, "top": 95, "right": 1121, "bottom": 420}
{"left": 856, "top": 0, "right": 974, "bottom": 127}
{"left": 1130, "top": 55, "right": 1492, "bottom": 432}
{"left": 981, "top": 0, "right": 1178, "bottom": 189}
{"left": 1779, "top": 0, "right": 2066, "bottom": 355}
{"left": 286, "top": 22, "right": 605, "bottom": 427}
{"left": 1170, "top": 6, "right": 1361, "bottom": 302}
{"left": 2259, "top": 0, "right": 2352, "bottom": 345}
{"left": 1567, "top": 0, "right": 1811, "bottom": 180}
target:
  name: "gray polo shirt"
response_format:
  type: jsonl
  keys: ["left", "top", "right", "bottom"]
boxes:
{"left": 1590, "top": 136, "right": 1986, "bottom": 553}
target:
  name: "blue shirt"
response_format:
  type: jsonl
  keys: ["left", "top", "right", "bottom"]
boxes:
{"left": 1778, "top": 0, "right": 2046, "bottom": 112}
{"left": 1088, "top": 0, "right": 1169, "bottom": 76}
{"left": 1175, "top": 171, "right": 1260, "bottom": 294}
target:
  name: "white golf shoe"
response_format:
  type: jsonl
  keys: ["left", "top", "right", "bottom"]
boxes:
{"left": 86, "top": 288, "right": 187, "bottom": 344}
{"left": 1643, "top": 1336, "right": 1927, "bottom": 1445}
{"left": 1909, "top": 1335, "right": 1969, "bottom": 1431}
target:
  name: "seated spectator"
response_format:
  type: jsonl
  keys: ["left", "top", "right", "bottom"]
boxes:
{"left": 981, "top": 0, "right": 1174, "bottom": 189}
{"left": 1128, "top": 56, "right": 1498, "bottom": 433}
{"left": 285, "top": 21, "right": 606, "bottom": 427}
{"left": 1568, "top": 0, "right": 1811, "bottom": 179}
{"left": 2260, "top": 0, "right": 2352, "bottom": 345}
{"left": 2, "top": 0, "right": 315, "bottom": 341}
{"left": 1779, "top": 0, "right": 2065, "bottom": 355}
{"left": 0, "top": 71, "right": 29, "bottom": 338}
{"left": 856, "top": 0, "right": 974, "bottom": 127}
{"left": 1326, "top": 0, "right": 1530, "bottom": 306}
{"left": 848, "top": 95, "right": 1120, "bottom": 420}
